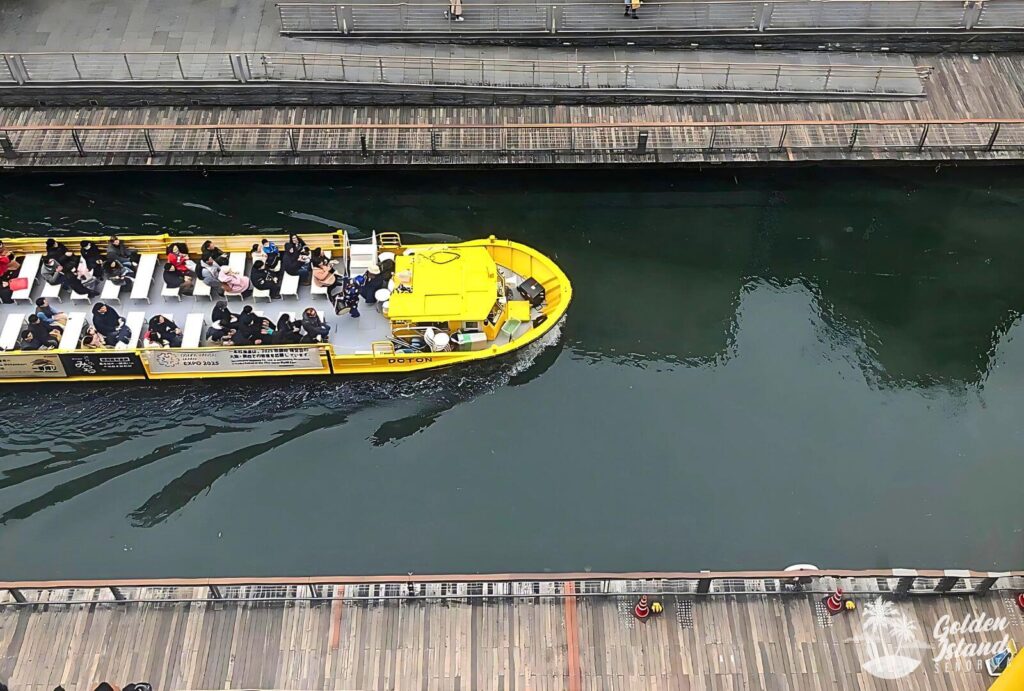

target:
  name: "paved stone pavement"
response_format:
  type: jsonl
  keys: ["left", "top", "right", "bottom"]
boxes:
{"left": 0, "top": 0, "right": 925, "bottom": 96}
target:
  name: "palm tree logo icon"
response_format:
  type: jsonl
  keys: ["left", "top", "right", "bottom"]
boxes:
{"left": 856, "top": 598, "right": 927, "bottom": 679}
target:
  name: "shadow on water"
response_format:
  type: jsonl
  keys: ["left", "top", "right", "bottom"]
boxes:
{"left": 0, "top": 321, "right": 566, "bottom": 528}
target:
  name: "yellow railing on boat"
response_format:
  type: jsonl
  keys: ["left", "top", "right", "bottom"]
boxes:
{"left": 0, "top": 231, "right": 347, "bottom": 257}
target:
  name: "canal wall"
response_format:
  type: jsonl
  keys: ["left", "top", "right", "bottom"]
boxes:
{"left": 1, "top": 570, "right": 1021, "bottom": 690}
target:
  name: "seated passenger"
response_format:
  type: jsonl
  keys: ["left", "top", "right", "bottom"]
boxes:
{"left": 26, "top": 314, "right": 61, "bottom": 345}
{"left": 250, "top": 260, "right": 282, "bottom": 299}
{"left": 143, "top": 329, "right": 170, "bottom": 348}
{"left": 163, "top": 262, "right": 195, "bottom": 295}
{"left": 166, "top": 244, "right": 193, "bottom": 274}
{"left": 198, "top": 256, "right": 225, "bottom": 297}
{"left": 92, "top": 302, "right": 132, "bottom": 346}
{"left": 74, "top": 260, "right": 103, "bottom": 294}
{"left": 79, "top": 240, "right": 104, "bottom": 272}
{"left": 148, "top": 315, "right": 183, "bottom": 348}
{"left": 0, "top": 277, "right": 13, "bottom": 305}
{"left": 312, "top": 256, "right": 343, "bottom": 298}
{"left": 212, "top": 300, "right": 233, "bottom": 323}
{"left": 106, "top": 235, "right": 139, "bottom": 268}
{"left": 0, "top": 249, "right": 20, "bottom": 278}
{"left": 218, "top": 266, "right": 251, "bottom": 295}
{"left": 360, "top": 264, "right": 385, "bottom": 304}
{"left": 45, "top": 238, "right": 74, "bottom": 264}
{"left": 282, "top": 243, "right": 312, "bottom": 280}
{"left": 80, "top": 325, "right": 106, "bottom": 349}
{"left": 286, "top": 234, "right": 307, "bottom": 252}
{"left": 35, "top": 297, "right": 67, "bottom": 327}
{"left": 250, "top": 243, "right": 266, "bottom": 266}
{"left": 104, "top": 259, "right": 135, "bottom": 288}
{"left": 207, "top": 314, "right": 233, "bottom": 342}
{"left": 66, "top": 266, "right": 100, "bottom": 297}
{"left": 41, "top": 257, "right": 70, "bottom": 288}
{"left": 274, "top": 314, "right": 303, "bottom": 344}
{"left": 261, "top": 238, "right": 281, "bottom": 271}
{"left": 201, "top": 240, "right": 229, "bottom": 266}
{"left": 17, "top": 329, "right": 47, "bottom": 351}
{"left": 300, "top": 307, "right": 330, "bottom": 343}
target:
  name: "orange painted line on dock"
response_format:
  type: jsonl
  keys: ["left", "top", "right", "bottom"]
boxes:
{"left": 328, "top": 595, "right": 343, "bottom": 650}
{"left": 564, "top": 581, "right": 582, "bottom": 691}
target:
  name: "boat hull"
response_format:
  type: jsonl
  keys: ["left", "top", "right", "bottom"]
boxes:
{"left": 0, "top": 235, "right": 572, "bottom": 384}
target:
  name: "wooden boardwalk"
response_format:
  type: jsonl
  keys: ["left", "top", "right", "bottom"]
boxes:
{"left": 2, "top": 589, "right": 1022, "bottom": 691}
{"left": 3, "top": 52, "right": 1024, "bottom": 168}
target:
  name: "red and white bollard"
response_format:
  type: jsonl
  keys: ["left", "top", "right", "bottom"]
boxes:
{"left": 634, "top": 594, "right": 650, "bottom": 621}
{"left": 824, "top": 588, "right": 844, "bottom": 615}
{"left": 1016, "top": 593, "right": 1024, "bottom": 612}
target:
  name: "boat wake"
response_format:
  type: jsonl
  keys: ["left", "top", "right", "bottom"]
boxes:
{"left": 0, "top": 320, "right": 566, "bottom": 527}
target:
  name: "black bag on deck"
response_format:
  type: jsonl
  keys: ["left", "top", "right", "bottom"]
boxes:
{"left": 517, "top": 277, "right": 546, "bottom": 307}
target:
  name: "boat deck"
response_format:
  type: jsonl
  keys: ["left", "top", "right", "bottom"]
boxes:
{"left": 1, "top": 268, "right": 393, "bottom": 355}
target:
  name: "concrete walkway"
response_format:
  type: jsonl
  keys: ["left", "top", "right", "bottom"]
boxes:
{"left": 0, "top": 0, "right": 926, "bottom": 97}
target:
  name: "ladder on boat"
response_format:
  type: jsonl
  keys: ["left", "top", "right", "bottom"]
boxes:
{"left": 347, "top": 231, "right": 377, "bottom": 277}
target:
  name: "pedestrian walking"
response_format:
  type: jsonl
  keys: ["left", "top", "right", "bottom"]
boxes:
{"left": 444, "top": 0, "right": 465, "bottom": 21}
{"left": 624, "top": 0, "right": 640, "bottom": 18}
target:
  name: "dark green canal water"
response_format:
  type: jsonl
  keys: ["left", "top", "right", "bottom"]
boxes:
{"left": 0, "top": 167, "right": 1022, "bottom": 579}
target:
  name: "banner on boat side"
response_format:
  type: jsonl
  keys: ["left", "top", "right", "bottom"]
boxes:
{"left": 59, "top": 352, "right": 147, "bottom": 377}
{"left": 0, "top": 353, "right": 67, "bottom": 378}
{"left": 143, "top": 346, "right": 326, "bottom": 374}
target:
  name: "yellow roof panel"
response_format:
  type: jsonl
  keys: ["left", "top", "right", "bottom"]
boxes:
{"left": 387, "top": 246, "right": 499, "bottom": 322}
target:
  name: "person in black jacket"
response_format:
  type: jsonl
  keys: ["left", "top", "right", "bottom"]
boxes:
{"left": 163, "top": 262, "right": 195, "bottom": 295}
{"left": 46, "top": 238, "right": 74, "bottom": 263}
{"left": 274, "top": 313, "right": 303, "bottom": 344}
{"left": 201, "top": 240, "right": 229, "bottom": 266}
{"left": 250, "top": 260, "right": 282, "bottom": 299}
{"left": 80, "top": 240, "right": 104, "bottom": 273}
{"left": 0, "top": 276, "right": 13, "bottom": 305}
{"left": 92, "top": 302, "right": 131, "bottom": 346}
{"left": 26, "top": 315, "right": 60, "bottom": 348}
{"left": 148, "top": 315, "right": 183, "bottom": 348}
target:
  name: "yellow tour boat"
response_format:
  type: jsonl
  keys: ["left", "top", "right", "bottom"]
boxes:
{"left": 0, "top": 231, "right": 571, "bottom": 383}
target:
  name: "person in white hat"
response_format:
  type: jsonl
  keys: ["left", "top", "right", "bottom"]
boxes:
{"left": 360, "top": 264, "right": 386, "bottom": 304}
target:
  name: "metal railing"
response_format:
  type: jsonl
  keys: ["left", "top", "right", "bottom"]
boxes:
{"left": 1, "top": 118, "right": 1022, "bottom": 158}
{"left": 0, "top": 51, "right": 929, "bottom": 96}
{"left": 1, "top": 568, "right": 1021, "bottom": 606}
{"left": 276, "top": 0, "right": 1024, "bottom": 35}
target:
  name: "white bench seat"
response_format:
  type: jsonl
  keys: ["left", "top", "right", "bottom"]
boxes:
{"left": 71, "top": 290, "right": 91, "bottom": 302}
{"left": 58, "top": 313, "right": 87, "bottom": 350}
{"left": 193, "top": 279, "right": 212, "bottom": 299}
{"left": 161, "top": 281, "right": 181, "bottom": 301}
{"left": 0, "top": 313, "right": 27, "bottom": 350}
{"left": 11, "top": 254, "right": 42, "bottom": 302}
{"left": 281, "top": 272, "right": 300, "bottom": 298}
{"left": 116, "top": 311, "right": 147, "bottom": 350}
{"left": 182, "top": 313, "right": 205, "bottom": 348}
{"left": 100, "top": 279, "right": 124, "bottom": 303}
{"left": 130, "top": 254, "right": 158, "bottom": 303}
{"left": 41, "top": 280, "right": 63, "bottom": 302}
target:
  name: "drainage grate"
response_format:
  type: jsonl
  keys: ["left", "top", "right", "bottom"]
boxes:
{"left": 675, "top": 599, "right": 694, "bottom": 629}
{"left": 814, "top": 600, "right": 834, "bottom": 628}
{"left": 616, "top": 598, "right": 636, "bottom": 629}
{"left": 1002, "top": 597, "right": 1024, "bottom": 627}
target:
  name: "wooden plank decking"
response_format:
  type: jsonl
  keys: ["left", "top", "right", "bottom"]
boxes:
{"left": 2, "top": 590, "right": 1022, "bottom": 690}
{"left": 3, "top": 52, "right": 1024, "bottom": 169}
